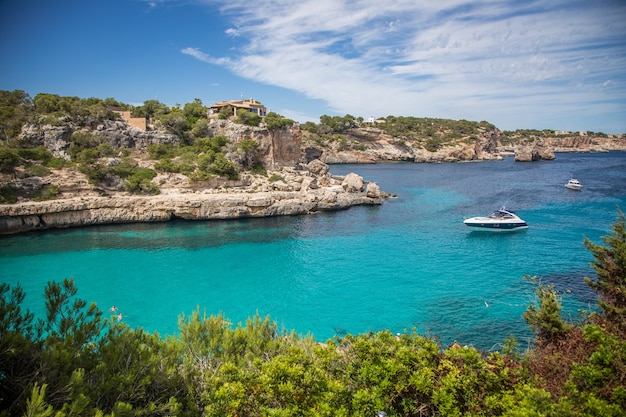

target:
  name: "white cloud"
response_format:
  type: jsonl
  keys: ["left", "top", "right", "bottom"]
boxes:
{"left": 185, "top": 0, "right": 626, "bottom": 131}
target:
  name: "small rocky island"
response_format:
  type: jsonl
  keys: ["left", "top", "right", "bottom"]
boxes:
{"left": 1, "top": 93, "right": 625, "bottom": 235}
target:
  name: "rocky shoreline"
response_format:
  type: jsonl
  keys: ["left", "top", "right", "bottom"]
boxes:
{"left": 3, "top": 118, "right": 625, "bottom": 236}
{"left": 0, "top": 160, "right": 388, "bottom": 235}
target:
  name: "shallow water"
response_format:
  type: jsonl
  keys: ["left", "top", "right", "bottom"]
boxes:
{"left": 2, "top": 152, "right": 625, "bottom": 350}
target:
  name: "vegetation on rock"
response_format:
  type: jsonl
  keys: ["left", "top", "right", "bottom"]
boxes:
{"left": 0, "top": 91, "right": 300, "bottom": 202}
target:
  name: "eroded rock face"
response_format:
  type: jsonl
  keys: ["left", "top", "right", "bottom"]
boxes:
{"left": 207, "top": 119, "right": 302, "bottom": 169}
{"left": 19, "top": 121, "right": 181, "bottom": 159}
{"left": 514, "top": 143, "right": 556, "bottom": 161}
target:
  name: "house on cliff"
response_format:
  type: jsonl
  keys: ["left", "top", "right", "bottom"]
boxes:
{"left": 208, "top": 98, "right": 267, "bottom": 118}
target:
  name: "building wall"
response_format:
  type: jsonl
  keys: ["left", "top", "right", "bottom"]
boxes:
{"left": 117, "top": 111, "right": 146, "bottom": 131}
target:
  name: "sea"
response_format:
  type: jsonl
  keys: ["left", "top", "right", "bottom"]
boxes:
{"left": 2, "top": 152, "right": 625, "bottom": 351}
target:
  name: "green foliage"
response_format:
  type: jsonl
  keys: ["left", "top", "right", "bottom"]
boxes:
{"left": 131, "top": 99, "right": 169, "bottom": 120}
{"left": 153, "top": 158, "right": 181, "bottom": 173}
{"left": 584, "top": 209, "right": 626, "bottom": 332}
{"left": 68, "top": 132, "right": 102, "bottom": 162}
{"left": 31, "top": 93, "right": 121, "bottom": 126}
{"left": 32, "top": 184, "right": 59, "bottom": 201}
{"left": 236, "top": 138, "right": 260, "bottom": 169}
{"left": 123, "top": 167, "right": 159, "bottom": 194}
{"left": 236, "top": 110, "right": 262, "bottom": 126}
{"left": 564, "top": 325, "right": 626, "bottom": 412}
{"left": 209, "top": 154, "right": 239, "bottom": 180}
{"left": 0, "top": 89, "right": 34, "bottom": 141}
{"left": 16, "top": 146, "right": 53, "bottom": 164}
{"left": 183, "top": 98, "right": 207, "bottom": 126}
{"left": 268, "top": 174, "right": 284, "bottom": 183}
{"left": 148, "top": 136, "right": 238, "bottom": 180}
{"left": 0, "top": 147, "right": 21, "bottom": 174}
{"left": 0, "top": 184, "right": 18, "bottom": 203}
{"left": 156, "top": 110, "right": 189, "bottom": 141}
{"left": 190, "top": 118, "right": 209, "bottom": 139}
{"left": 217, "top": 106, "right": 232, "bottom": 119}
{"left": 523, "top": 276, "right": 571, "bottom": 345}
{"left": 264, "top": 112, "right": 294, "bottom": 130}
{"left": 305, "top": 114, "right": 358, "bottom": 134}
{"left": 147, "top": 143, "right": 177, "bottom": 160}
{"left": 23, "top": 164, "right": 51, "bottom": 178}
{"left": 196, "top": 135, "right": 229, "bottom": 153}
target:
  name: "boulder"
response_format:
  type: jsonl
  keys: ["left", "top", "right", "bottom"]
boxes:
{"left": 341, "top": 173, "right": 364, "bottom": 193}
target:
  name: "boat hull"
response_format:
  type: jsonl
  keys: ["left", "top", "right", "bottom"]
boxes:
{"left": 464, "top": 222, "right": 528, "bottom": 232}
{"left": 565, "top": 184, "right": 582, "bottom": 191}
{"left": 463, "top": 209, "right": 528, "bottom": 232}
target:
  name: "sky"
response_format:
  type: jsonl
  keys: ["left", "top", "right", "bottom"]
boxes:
{"left": 1, "top": 0, "right": 625, "bottom": 133}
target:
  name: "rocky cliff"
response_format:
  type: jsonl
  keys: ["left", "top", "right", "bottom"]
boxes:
{"left": 303, "top": 127, "right": 625, "bottom": 163}
{"left": 303, "top": 127, "right": 556, "bottom": 163}
{"left": 206, "top": 119, "right": 302, "bottom": 168}
{"left": 19, "top": 120, "right": 181, "bottom": 160}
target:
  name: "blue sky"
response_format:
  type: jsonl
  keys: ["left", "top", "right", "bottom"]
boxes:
{"left": 1, "top": 0, "right": 625, "bottom": 133}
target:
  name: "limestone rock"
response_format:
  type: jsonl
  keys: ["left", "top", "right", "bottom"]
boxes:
{"left": 306, "top": 159, "right": 330, "bottom": 176}
{"left": 366, "top": 182, "right": 381, "bottom": 198}
{"left": 0, "top": 161, "right": 386, "bottom": 235}
{"left": 514, "top": 143, "right": 555, "bottom": 161}
{"left": 341, "top": 173, "right": 364, "bottom": 193}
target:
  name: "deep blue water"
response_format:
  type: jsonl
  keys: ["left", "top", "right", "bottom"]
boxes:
{"left": 2, "top": 152, "right": 625, "bottom": 351}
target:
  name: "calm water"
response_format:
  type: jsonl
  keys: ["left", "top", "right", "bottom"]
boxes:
{"left": 2, "top": 152, "right": 625, "bottom": 350}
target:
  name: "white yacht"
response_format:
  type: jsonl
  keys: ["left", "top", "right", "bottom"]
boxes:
{"left": 565, "top": 178, "right": 582, "bottom": 191}
{"left": 463, "top": 207, "right": 528, "bottom": 232}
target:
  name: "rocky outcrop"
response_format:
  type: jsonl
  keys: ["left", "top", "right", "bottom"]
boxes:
{"left": 0, "top": 189, "right": 380, "bottom": 235}
{"left": 19, "top": 121, "right": 180, "bottom": 159}
{"left": 543, "top": 136, "right": 626, "bottom": 152}
{"left": 307, "top": 127, "right": 508, "bottom": 164}
{"left": 514, "top": 142, "right": 556, "bottom": 162}
{"left": 207, "top": 119, "right": 302, "bottom": 169}
{"left": 0, "top": 162, "right": 387, "bottom": 235}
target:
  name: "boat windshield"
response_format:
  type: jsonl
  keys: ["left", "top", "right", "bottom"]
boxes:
{"left": 489, "top": 210, "right": 514, "bottom": 219}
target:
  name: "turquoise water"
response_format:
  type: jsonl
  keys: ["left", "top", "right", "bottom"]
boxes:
{"left": 2, "top": 152, "right": 625, "bottom": 350}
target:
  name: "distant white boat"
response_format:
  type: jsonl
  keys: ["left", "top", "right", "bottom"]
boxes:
{"left": 565, "top": 178, "right": 582, "bottom": 191}
{"left": 463, "top": 207, "right": 528, "bottom": 232}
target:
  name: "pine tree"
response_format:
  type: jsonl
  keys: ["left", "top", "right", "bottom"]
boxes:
{"left": 523, "top": 276, "right": 571, "bottom": 345}
{"left": 584, "top": 209, "right": 626, "bottom": 332}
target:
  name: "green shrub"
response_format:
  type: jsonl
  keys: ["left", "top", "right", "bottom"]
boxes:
{"left": 0, "top": 184, "right": 18, "bottom": 203}
{"left": 32, "top": 184, "right": 59, "bottom": 201}
{"left": 17, "top": 146, "right": 52, "bottom": 163}
{"left": 78, "top": 163, "right": 108, "bottom": 183}
{"left": 44, "top": 157, "right": 67, "bottom": 169}
{"left": 124, "top": 168, "right": 158, "bottom": 194}
{"left": 24, "top": 164, "right": 50, "bottom": 177}
{"left": 236, "top": 111, "right": 262, "bottom": 127}
{"left": 0, "top": 147, "right": 21, "bottom": 175}
{"left": 147, "top": 143, "right": 177, "bottom": 160}
{"left": 210, "top": 154, "right": 239, "bottom": 179}
{"left": 153, "top": 158, "right": 180, "bottom": 173}
{"left": 265, "top": 112, "right": 294, "bottom": 130}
